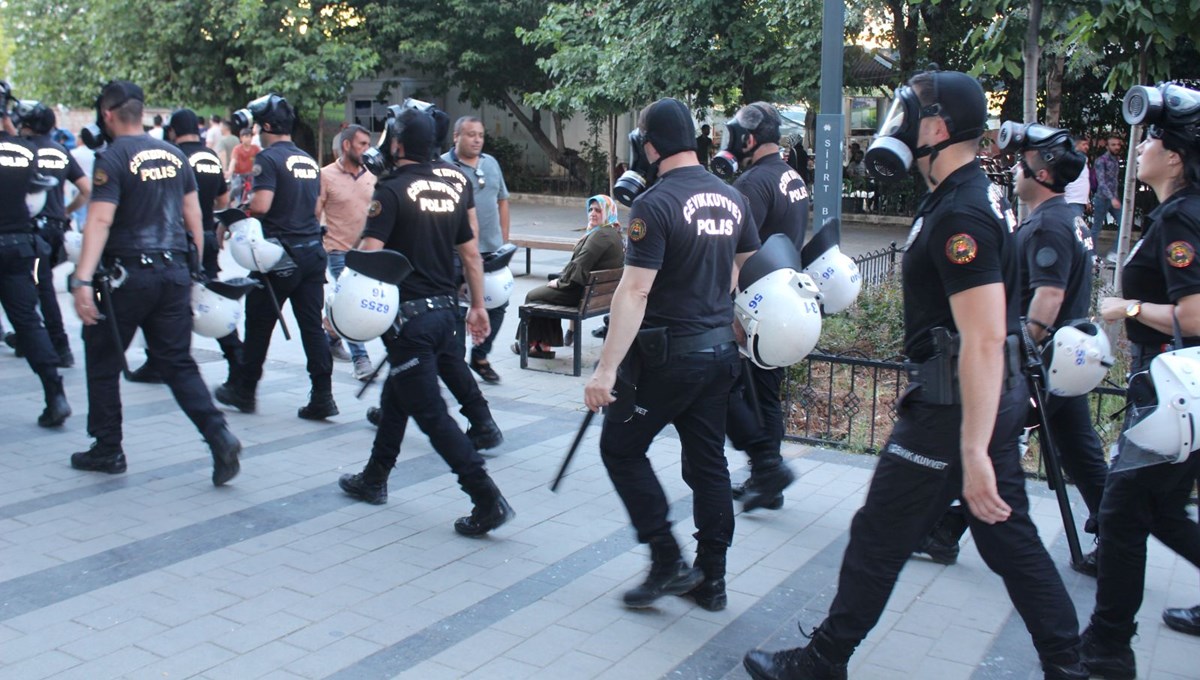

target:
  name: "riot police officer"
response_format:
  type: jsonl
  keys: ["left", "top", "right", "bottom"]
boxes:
{"left": 718, "top": 102, "right": 810, "bottom": 512}
{"left": 69, "top": 80, "right": 239, "bottom": 485}
{"left": 338, "top": 107, "right": 513, "bottom": 536}
{"left": 10, "top": 100, "right": 90, "bottom": 368}
{"left": 214, "top": 94, "right": 336, "bottom": 419}
{"left": 0, "top": 86, "right": 72, "bottom": 428}
{"left": 1086, "top": 82, "right": 1200, "bottom": 677}
{"left": 585, "top": 98, "right": 760, "bottom": 611}
{"left": 744, "top": 70, "right": 1087, "bottom": 680}
{"left": 129, "top": 108, "right": 243, "bottom": 385}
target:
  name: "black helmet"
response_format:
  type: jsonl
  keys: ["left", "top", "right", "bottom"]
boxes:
{"left": 997, "top": 121, "right": 1085, "bottom": 191}
{"left": 12, "top": 100, "right": 55, "bottom": 135}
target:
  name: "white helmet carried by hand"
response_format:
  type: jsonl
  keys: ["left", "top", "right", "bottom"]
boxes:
{"left": 800, "top": 218, "right": 862, "bottom": 314}
{"left": 192, "top": 278, "right": 260, "bottom": 338}
{"left": 217, "top": 208, "right": 290, "bottom": 273}
{"left": 1120, "top": 345, "right": 1200, "bottom": 470}
{"left": 63, "top": 230, "right": 83, "bottom": 264}
{"left": 25, "top": 173, "right": 57, "bottom": 217}
{"left": 1041, "top": 320, "right": 1115, "bottom": 397}
{"left": 327, "top": 248, "right": 414, "bottom": 342}
{"left": 734, "top": 234, "right": 823, "bottom": 369}
{"left": 478, "top": 243, "right": 517, "bottom": 309}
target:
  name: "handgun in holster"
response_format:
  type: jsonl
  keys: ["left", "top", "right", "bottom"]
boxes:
{"left": 905, "top": 326, "right": 961, "bottom": 405}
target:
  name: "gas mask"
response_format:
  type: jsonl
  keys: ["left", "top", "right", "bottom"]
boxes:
{"left": 231, "top": 94, "right": 292, "bottom": 135}
{"left": 613, "top": 130, "right": 659, "bottom": 207}
{"left": 996, "top": 121, "right": 1083, "bottom": 192}
{"left": 11, "top": 100, "right": 54, "bottom": 135}
{"left": 362, "top": 98, "right": 446, "bottom": 176}
{"left": 1123, "top": 83, "right": 1200, "bottom": 151}
{"left": 711, "top": 119, "right": 752, "bottom": 179}
{"left": 82, "top": 81, "right": 144, "bottom": 150}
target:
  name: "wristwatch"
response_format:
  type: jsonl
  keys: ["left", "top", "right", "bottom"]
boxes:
{"left": 1125, "top": 300, "right": 1143, "bottom": 318}
{"left": 68, "top": 275, "right": 93, "bottom": 292}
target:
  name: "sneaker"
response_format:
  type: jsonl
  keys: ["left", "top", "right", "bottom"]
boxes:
{"left": 71, "top": 443, "right": 127, "bottom": 474}
{"left": 1070, "top": 548, "right": 1098, "bottom": 578}
{"left": 352, "top": 356, "right": 373, "bottom": 381}
{"left": 330, "top": 340, "right": 351, "bottom": 362}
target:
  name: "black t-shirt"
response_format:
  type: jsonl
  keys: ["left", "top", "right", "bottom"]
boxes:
{"left": 91, "top": 134, "right": 197, "bottom": 254}
{"left": 1017, "top": 195, "right": 1092, "bottom": 324}
{"left": 361, "top": 162, "right": 474, "bottom": 300}
{"left": 901, "top": 163, "right": 1020, "bottom": 362}
{"left": 0, "top": 132, "right": 37, "bottom": 234}
{"left": 29, "top": 133, "right": 84, "bottom": 223}
{"left": 626, "top": 164, "right": 760, "bottom": 335}
{"left": 252, "top": 140, "right": 321, "bottom": 238}
{"left": 177, "top": 141, "right": 227, "bottom": 231}
{"left": 733, "top": 153, "right": 810, "bottom": 249}
{"left": 1121, "top": 188, "right": 1200, "bottom": 346}
{"left": 696, "top": 135, "right": 713, "bottom": 165}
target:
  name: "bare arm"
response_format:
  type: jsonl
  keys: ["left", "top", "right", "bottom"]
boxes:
{"left": 64, "top": 176, "right": 91, "bottom": 215}
{"left": 457, "top": 237, "right": 491, "bottom": 344}
{"left": 1025, "top": 286, "right": 1065, "bottom": 343}
{"left": 1100, "top": 293, "right": 1200, "bottom": 337}
{"left": 584, "top": 265, "right": 657, "bottom": 411}
{"left": 249, "top": 188, "right": 274, "bottom": 218}
{"left": 950, "top": 282, "right": 1012, "bottom": 524}
{"left": 71, "top": 201, "right": 116, "bottom": 325}
{"left": 498, "top": 198, "right": 510, "bottom": 243}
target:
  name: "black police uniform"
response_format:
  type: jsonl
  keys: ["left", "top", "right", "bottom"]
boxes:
{"left": 29, "top": 132, "right": 84, "bottom": 360}
{"left": 231, "top": 140, "right": 333, "bottom": 410}
{"left": 726, "top": 152, "right": 809, "bottom": 503}
{"left": 0, "top": 130, "right": 70, "bottom": 425}
{"left": 346, "top": 160, "right": 511, "bottom": 533}
{"left": 1018, "top": 195, "right": 1108, "bottom": 523}
{"left": 81, "top": 134, "right": 229, "bottom": 453}
{"left": 601, "top": 164, "right": 758, "bottom": 572}
{"left": 815, "top": 163, "right": 1080, "bottom": 665}
{"left": 1089, "top": 188, "right": 1200, "bottom": 644}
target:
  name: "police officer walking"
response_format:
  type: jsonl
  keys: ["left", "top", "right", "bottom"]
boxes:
{"left": 215, "top": 94, "right": 336, "bottom": 419}
{"left": 129, "top": 108, "right": 243, "bottom": 385}
{"left": 585, "top": 98, "right": 759, "bottom": 611}
{"left": 719, "top": 102, "right": 810, "bottom": 512}
{"left": 338, "top": 108, "right": 513, "bottom": 536}
{"left": 0, "top": 87, "right": 72, "bottom": 428}
{"left": 69, "top": 80, "right": 239, "bottom": 485}
{"left": 743, "top": 70, "right": 1087, "bottom": 680}
{"left": 12, "top": 100, "right": 90, "bottom": 368}
{"left": 1086, "top": 82, "right": 1200, "bottom": 677}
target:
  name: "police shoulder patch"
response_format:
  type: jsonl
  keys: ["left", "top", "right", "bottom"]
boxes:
{"left": 945, "top": 233, "right": 978, "bottom": 265}
{"left": 629, "top": 218, "right": 647, "bottom": 242}
{"left": 1035, "top": 246, "right": 1058, "bottom": 268}
{"left": 252, "top": 164, "right": 263, "bottom": 177}
{"left": 1167, "top": 240, "right": 1196, "bottom": 268}
{"left": 93, "top": 169, "right": 108, "bottom": 186}
{"left": 368, "top": 200, "right": 382, "bottom": 219}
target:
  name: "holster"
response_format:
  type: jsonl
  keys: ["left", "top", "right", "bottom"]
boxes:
{"left": 608, "top": 349, "right": 642, "bottom": 422}
{"left": 635, "top": 327, "right": 670, "bottom": 369}
{"left": 904, "top": 328, "right": 1021, "bottom": 406}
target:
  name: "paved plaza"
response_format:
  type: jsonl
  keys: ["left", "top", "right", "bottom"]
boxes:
{"left": 0, "top": 199, "right": 1195, "bottom": 679}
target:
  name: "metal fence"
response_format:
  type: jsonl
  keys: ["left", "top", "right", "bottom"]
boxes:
{"left": 852, "top": 241, "right": 902, "bottom": 288}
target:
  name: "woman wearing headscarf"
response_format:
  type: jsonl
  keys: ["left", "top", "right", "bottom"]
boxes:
{"left": 515, "top": 194, "right": 625, "bottom": 358}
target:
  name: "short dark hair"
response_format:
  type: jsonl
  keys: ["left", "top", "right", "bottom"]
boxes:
{"left": 341, "top": 123, "right": 370, "bottom": 145}
{"left": 454, "top": 116, "right": 483, "bottom": 136}
{"left": 238, "top": 128, "right": 252, "bottom": 138}
{"left": 153, "top": 114, "right": 163, "bottom": 126}
{"left": 211, "top": 115, "right": 222, "bottom": 124}
{"left": 700, "top": 124, "right": 711, "bottom": 133}
{"left": 100, "top": 92, "right": 143, "bottom": 126}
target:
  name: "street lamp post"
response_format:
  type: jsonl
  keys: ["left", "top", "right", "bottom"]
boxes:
{"left": 811, "top": 0, "right": 846, "bottom": 233}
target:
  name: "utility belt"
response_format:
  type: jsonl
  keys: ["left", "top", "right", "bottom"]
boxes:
{"left": 903, "top": 327, "right": 1021, "bottom": 405}
{"left": 102, "top": 250, "right": 189, "bottom": 271}
{"left": 634, "top": 326, "right": 737, "bottom": 370}
{"left": 266, "top": 232, "right": 323, "bottom": 250}
{"left": 0, "top": 231, "right": 36, "bottom": 248}
{"left": 34, "top": 216, "right": 69, "bottom": 231}
{"left": 397, "top": 295, "right": 457, "bottom": 324}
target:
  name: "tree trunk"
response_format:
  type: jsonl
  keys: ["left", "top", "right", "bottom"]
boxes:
{"left": 888, "top": 0, "right": 919, "bottom": 76}
{"left": 1044, "top": 53, "right": 1065, "bottom": 127}
{"left": 317, "top": 102, "right": 326, "bottom": 166}
{"left": 1023, "top": 0, "right": 1042, "bottom": 125}
{"left": 1115, "top": 46, "right": 1151, "bottom": 293}
{"left": 608, "top": 113, "right": 618, "bottom": 195}
{"left": 498, "top": 90, "right": 587, "bottom": 186}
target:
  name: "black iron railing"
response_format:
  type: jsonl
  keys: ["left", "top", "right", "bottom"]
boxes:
{"left": 852, "top": 242, "right": 902, "bottom": 288}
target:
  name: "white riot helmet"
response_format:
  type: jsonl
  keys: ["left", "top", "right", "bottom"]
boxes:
{"left": 63, "top": 230, "right": 83, "bottom": 264}
{"left": 25, "top": 173, "right": 57, "bottom": 217}
{"left": 1120, "top": 346, "right": 1200, "bottom": 470}
{"left": 800, "top": 218, "right": 862, "bottom": 314}
{"left": 734, "top": 234, "right": 823, "bottom": 369}
{"left": 192, "top": 278, "right": 260, "bottom": 339}
{"left": 479, "top": 243, "right": 517, "bottom": 310}
{"left": 1041, "top": 320, "right": 1115, "bottom": 397}
{"left": 327, "top": 248, "right": 414, "bottom": 342}
{"left": 216, "top": 208, "right": 288, "bottom": 273}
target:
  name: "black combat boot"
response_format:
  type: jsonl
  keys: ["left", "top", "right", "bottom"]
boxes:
{"left": 740, "top": 460, "right": 796, "bottom": 512}
{"left": 685, "top": 540, "right": 727, "bottom": 611}
{"left": 214, "top": 376, "right": 256, "bottom": 414}
{"left": 743, "top": 625, "right": 851, "bottom": 680}
{"left": 55, "top": 341, "right": 75, "bottom": 369}
{"left": 366, "top": 406, "right": 382, "bottom": 427}
{"left": 127, "top": 360, "right": 164, "bottom": 384}
{"left": 1080, "top": 620, "right": 1136, "bottom": 680}
{"left": 1041, "top": 646, "right": 1089, "bottom": 680}
{"left": 466, "top": 417, "right": 503, "bottom": 452}
{"left": 339, "top": 458, "right": 392, "bottom": 505}
{"left": 207, "top": 426, "right": 242, "bottom": 486}
{"left": 623, "top": 535, "right": 704, "bottom": 608}
{"left": 37, "top": 373, "right": 71, "bottom": 428}
{"left": 732, "top": 477, "right": 784, "bottom": 509}
{"left": 454, "top": 473, "right": 514, "bottom": 536}
{"left": 71, "top": 442, "right": 127, "bottom": 474}
{"left": 913, "top": 506, "right": 968, "bottom": 565}
{"left": 298, "top": 376, "right": 338, "bottom": 420}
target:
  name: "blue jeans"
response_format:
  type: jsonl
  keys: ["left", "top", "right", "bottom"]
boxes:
{"left": 326, "top": 251, "right": 368, "bottom": 361}
{"left": 1092, "top": 195, "right": 1121, "bottom": 254}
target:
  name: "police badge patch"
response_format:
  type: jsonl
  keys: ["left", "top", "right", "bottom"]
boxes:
{"left": 1167, "top": 240, "right": 1195, "bottom": 268}
{"left": 93, "top": 169, "right": 108, "bottom": 186}
{"left": 367, "top": 200, "right": 382, "bottom": 218}
{"left": 252, "top": 164, "right": 263, "bottom": 177}
{"left": 945, "top": 233, "right": 978, "bottom": 264}
{"left": 629, "top": 218, "right": 647, "bottom": 242}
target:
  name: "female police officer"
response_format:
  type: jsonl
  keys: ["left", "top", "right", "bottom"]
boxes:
{"left": 1088, "top": 83, "right": 1200, "bottom": 678}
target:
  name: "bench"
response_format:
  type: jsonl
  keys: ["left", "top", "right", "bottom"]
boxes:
{"left": 517, "top": 267, "right": 623, "bottom": 377}
{"left": 509, "top": 234, "right": 578, "bottom": 276}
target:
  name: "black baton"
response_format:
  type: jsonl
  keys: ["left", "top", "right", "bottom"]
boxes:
{"left": 551, "top": 409, "right": 595, "bottom": 492}
{"left": 258, "top": 273, "right": 292, "bottom": 340}
{"left": 95, "top": 269, "right": 135, "bottom": 381}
